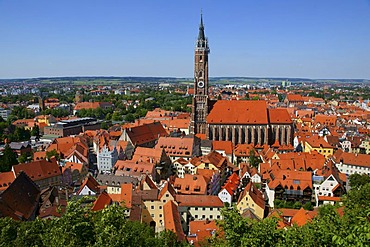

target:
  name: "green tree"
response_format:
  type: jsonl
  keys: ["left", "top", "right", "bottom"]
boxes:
{"left": 0, "top": 143, "right": 18, "bottom": 172}
{"left": 349, "top": 173, "right": 370, "bottom": 189}
{"left": 46, "top": 149, "right": 60, "bottom": 160}
{"left": 31, "top": 124, "right": 40, "bottom": 137}
{"left": 249, "top": 149, "right": 261, "bottom": 168}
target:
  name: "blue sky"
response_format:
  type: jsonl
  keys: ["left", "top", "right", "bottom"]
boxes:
{"left": 1, "top": 0, "right": 370, "bottom": 79}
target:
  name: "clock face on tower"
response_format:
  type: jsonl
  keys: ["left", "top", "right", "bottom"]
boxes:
{"left": 198, "top": 81, "right": 205, "bottom": 88}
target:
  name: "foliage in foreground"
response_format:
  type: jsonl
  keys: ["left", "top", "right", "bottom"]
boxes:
{"left": 207, "top": 175, "right": 370, "bottom": 247}
{"left": 1, "top": 174, "right": 370, "bottom": 246}
{"left": 0, "top": 200, "right": 188, "bottom": 247}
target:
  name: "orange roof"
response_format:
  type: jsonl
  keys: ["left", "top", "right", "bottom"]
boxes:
{"left": 0, "top": 171, "right": 15, "bottom": 192}
{"left": 318, "top": 196, "right": 341, "bottom": 202}
{"left": 333, "top": 150, "right": 370, "bottom": 167}
{"left": 286, "top": 94, "right": 304, "bottom": 102}
{"left": 212, "top": 140, "right": 233, "bottom": 155}
{"left": 268, "top": 108, "right": 292, "bottom": 124}
{"left": 163, "top": 200, "right": 186, "bottom": 241}
{"left": 158, "top": 181, "right": 176, "bottom": 200}
{"left": 13, "top": 158, "right": 61, "bottom": 182}
{"left": 188, "top": 220, "right": 218, "bottom": 245}
{"left": 234, "top": 144, "right": 255, "bottom": 157}
{"left": 176, "top": 195, "right": 223, "bottom": 207}
{"left": 33, "top": 151, "right": 46, "bottom": 161}
{"left": 92, "top": 191, "right": 112, "bottom": 211}
{"left": 64, "top": 162, "right": 84, "bottom": 173}
{"left": 132, "top": 147, "right": 164, "bottom": 164}
{"left": 109, "top": 183, "right": 134, "bottom": 208}
{"left": 174, "top": 174, "right": 208, "bottom": 195}
{"left": 156, "top": 137, "right": 194, "bottom": 158}
{"left": 268, "top": 170, "right": 312, "bottom": 191}
{"left": 125, "top": 122, "right": 168, "bottom": 146}
{"left": 291, "top": 208, "right": 317, "bottom": 226}
{"left": 305, "top": 135, "right": 332, "bottom": 149}
{"left": 237, "top": 181, "right": 265, "bottom": 209}
{"left": 207, "top": 100, "right": 269, "bottom": 124}
{"left": 77, "top": 175, "right": 101, "bottom": 195}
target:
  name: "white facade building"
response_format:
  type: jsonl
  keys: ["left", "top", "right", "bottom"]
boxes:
{"left": 97, "top": 145, "right": 118, "bottom": 173}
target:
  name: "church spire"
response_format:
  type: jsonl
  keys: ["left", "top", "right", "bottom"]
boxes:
{"left": 198, "top": 12, "right": 205, "bottom": 41}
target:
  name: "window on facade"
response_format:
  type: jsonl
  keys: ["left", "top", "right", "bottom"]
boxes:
{"left": 159, "top": 214, "right": 162, "bottom": 218}
{"left": 151, "top": 206, "right": 154, "bottom": 210}
{"left": 202, "top": 215, "right": 205, "bottom": 219}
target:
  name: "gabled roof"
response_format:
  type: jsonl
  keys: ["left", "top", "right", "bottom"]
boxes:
{"left": 77, "top": 175, "right": 101, "bottom": 195}
{"left": 268, "top": 108, "right": 293, "bottom": 124}
{"left": 0, "top": 171, "right": 15, "bottom": 192}
{"left": 305, "top": 135, "right": 332, "bottom": 149}
{"left": 92, "top": 191, "right": 112, "bottom": 211}
{"left": 188, "top": 220, "right": 218, "bottom": 245}
{"left": 174, "top": 174, "right": 208, "bottom": 195}
{"left": 237, "top": 181, "right": 265, "bottom": 209}
{"left": 221, "top": 173, "right": 240, "bottom": 195}
{"left": 132, "top": 146, "right": 164, "bottom": 163}
{"left": 207, "top": 100, "right": 269, "bottom": 124}
{"left": 158, "top": 181, "right": 176, "bottom": 200}
{"left": 163, "top": 200, "right": 186, "bottom": 241}
{"left": 291, "top": 208, "right": 317, "bottom": 226}
{"left": 0, "top": 172, "right": 40, "bottom": 220}
{"left": 13, "top": 158, "right": 61, "bottom": 182}
{"left": 156, "top": 136, "right": 194, "bottom": 157}
{"left": 176, "top": 195, "right": 223, "bottom": 207}
{"left": 125, "top": 122, "right": 168, "bottom": 146}
{"left": 212, "top": 140, "right": 233, "bottom": 155}
{"left": 333, "top": 149, "right": 370, "bottom": 167}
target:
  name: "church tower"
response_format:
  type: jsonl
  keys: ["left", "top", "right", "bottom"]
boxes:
{"left": 190, "top": 13, "right": 210, "bottom": 135}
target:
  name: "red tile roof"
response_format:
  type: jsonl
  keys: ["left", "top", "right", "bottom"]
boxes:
{"left": 92, "top": 191, "right": 112, "bottom": 211}
{"left": 291, "top": 208, "right": 317, "bottom": 226}
{"left": 333, "top": 149, "right": 370, "bottom": 167}
{"left": 77, "top": 175, "right": 101, "bottom": 195}
{"left": 212, "top": 140, "right": 233, "bottom": 155}
{"left": 207, "top": 100, "right": 269, "bottom": 124}
{"left": 176, "top": 195, "right": 223, "bottom": 207}
{"left": 13, "top": 158, "right": 61, "bottom": 182}
{"left": 188, "top": 220, "right": 218, "bottom": 246}
{"left": 163, "top": 200, "right": 186, "bottom": 241}
{"left": 0, "top": 172, "right": 40, "bottom": 220}
{"left": 268, "top": 108, "right": 293, "bottom": 124}
{"left": 125, "top": 122, "right": 168, "bottom": 146}
{"left": 0, "top": 171, "right": 15, "bottom": 192}
{"left": 156, "top": 137, "right": 194, "bottom": 158}
{"left": 173, "top": 174, "right": 208, "bottom": 195}
{"left": 237, "top": 181, "right": 265, "bottom": 209}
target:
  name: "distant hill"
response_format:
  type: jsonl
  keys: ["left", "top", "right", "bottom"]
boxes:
{"left": 0, "top": 76, "right": 369, "bottom": 85}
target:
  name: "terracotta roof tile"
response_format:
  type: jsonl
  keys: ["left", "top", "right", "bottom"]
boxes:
{"left": 207, "top": 100, "right": 269, "bottom": 124}
{"left": 268, "top": 108, "right": 293, "bottom": 124}
{"left": 163, "top": 200, "right": 186, "bottom": 241}
{"left": 0, "top": 171, "right": 15, "bottom": 192}
{"left": 176, "top": 195, "right": 223, "bottom": 207}
{"left": 13, "top": 158, "right": 61, "bottom": 182}
{"left": 92, "top": 191, "right": 112, "bottom": 211}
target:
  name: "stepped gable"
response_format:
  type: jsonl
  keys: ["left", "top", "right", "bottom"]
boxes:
{"left": 207, "top": 100, "right": 269, "bottom": 124}
{"left": 0, "top": 172, "right": 40, "bottom": 220}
